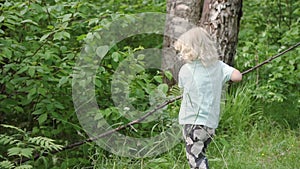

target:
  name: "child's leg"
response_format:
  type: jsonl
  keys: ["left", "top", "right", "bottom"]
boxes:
{"left": 183, "top": 124, "right": 215, "bottom": 169}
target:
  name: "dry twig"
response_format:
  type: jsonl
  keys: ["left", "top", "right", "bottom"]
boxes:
{"left": 18, "top": 41, "right": 299, "bottom": 164}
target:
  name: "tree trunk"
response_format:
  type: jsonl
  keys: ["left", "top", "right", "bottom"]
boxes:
{"left": 200, "top": 0, "right": 243, "bottom": 66}
{"left": 163, "top": 0, "right": 243, "bottom": 82}
{"left": 163, "top": 0, "right": 203, "bottom": 82}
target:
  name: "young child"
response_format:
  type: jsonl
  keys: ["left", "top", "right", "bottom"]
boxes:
{"left": 174, "top": 27, "right": 242, "bottom": 169}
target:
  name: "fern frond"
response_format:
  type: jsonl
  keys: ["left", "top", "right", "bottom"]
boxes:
{"left": 0, "top": 124, "right": 25, "bottom": 134}
{"left": 0, "top": 134, "right": 20, "bottom": 145}
{"left": 28, "top": 136, "right": 63, "bottom": 151}
{"left": 0, "top": 160, "right": 15, "bottom": 169}
{"left": 169, "top": 85, "right": 182, "bottom": 96}
{"left": 15, "top": 164, "right": 33, "bottom": 169}
{"left": 7, "top": 147, "right": 33, "bottom": 159}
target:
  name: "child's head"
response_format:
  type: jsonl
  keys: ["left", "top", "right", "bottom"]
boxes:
{"left": 174, "top": 27, "right": 219, "bottom": 66}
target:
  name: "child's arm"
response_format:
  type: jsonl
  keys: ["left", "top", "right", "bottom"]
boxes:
{"left": 230, "top": 69, "right": 242, "bottom": 82}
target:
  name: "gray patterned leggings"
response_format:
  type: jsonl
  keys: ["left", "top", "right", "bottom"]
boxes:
{"left": 183, "top": 124, "right": 215, "bottom": 169}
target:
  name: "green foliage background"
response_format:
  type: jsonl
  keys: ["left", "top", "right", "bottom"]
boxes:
{"left": 0, "top": 0, "right": 299, "bottom": 168}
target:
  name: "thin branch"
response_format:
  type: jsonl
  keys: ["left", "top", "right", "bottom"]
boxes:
{"left": 19, "top": 95, "right": 183, "bottom": 164}
{"left": 241, "top": 42, "right": 300, "bottom": 75}
{"left": 31, "top": 43, "right": 45, "bottom": 57}
{"left": 18, "top": 41, "right": 300, "bottom": 164}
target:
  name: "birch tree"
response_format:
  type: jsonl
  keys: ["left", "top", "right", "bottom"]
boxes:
{"left": 163, "top": 0, "right": 243, "bottom": 81}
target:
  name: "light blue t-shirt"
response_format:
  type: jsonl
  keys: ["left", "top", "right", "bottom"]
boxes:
{"left": 178, "top": 60, "right": 235, "bottom": 128}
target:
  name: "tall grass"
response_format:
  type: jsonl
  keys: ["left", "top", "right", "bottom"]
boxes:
{"left": 79, "top": 84, "right": 299, "bottom": 169}
{"left": 208, "top": 84, "right": 300, "bottom": 169}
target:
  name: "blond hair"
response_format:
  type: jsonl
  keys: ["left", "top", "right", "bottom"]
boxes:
{"left": 174, "top": 27, "right": 219, "bottom": 66}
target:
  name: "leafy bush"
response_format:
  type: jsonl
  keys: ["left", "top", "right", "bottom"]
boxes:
{"left": 0, "top": 124, "right": 63, "bottom": 169}
{"left": 0, "top": 0, "right": 299, "bottom": 168}
{"left": 237, "top": 0, "right": 300, "bottom": 103}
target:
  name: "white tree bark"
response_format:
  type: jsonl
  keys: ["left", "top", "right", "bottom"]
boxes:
{"left": 200, "top": 0, "right": 243, "bottom": 66}
{"left": 163, "top": 0, "right": 203, "bottom": 82}
{"left": 163, "top": 0, "right": 243, "bottom": 82}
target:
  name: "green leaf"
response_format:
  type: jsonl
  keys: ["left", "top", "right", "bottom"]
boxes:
{"left": 28, "top": 66, "right": 35, "bottom": 77}
{"left": 158, "top": 84, "right": 168, "bottom": 93}
{"left": 30, "top": 3, "right": 43, "bottom": 12}
{"left": 16, "top": 66, "right": 29, "bottom": 75}
{"left": 96, "top": 46, "right": 109, "bottom": 58}
{"left": 32, "top": 127, "right": 40, "bottom": 135}
{"left": 62, "top": 31, "right": 70, "bottom": 39}
{"left": 20, "top": 148, "right": 34, "bottom": 158}
{"left": 154, "top": 75, "right": 162, "bottom": 83}
{"left": 134, "top": 64, "right": 145, "bottom": 72}
{"left": 38, "top": 113, "right": 48, "bottom": 125}
{"left": 112, "top": 52, "right": 120, "bottom": 62}
{"left": 2, "top": 48, "right": 12, "bottom": 59}
{"left": 164, "top": 70, "right": 173, "bottom": 80}
{"left": 27, "top": 88, "right": 37, "bottom": 99}
{"left": 62, "top": 14, "right": 72, "bottom": 22}
{"left": 60, "top": 22, "right": 69, "bottom": 29}
{"left": 20, "top": 97, "right": 33, "bottom": 106}
{"left": 28, "top": 136, "right": 63, "bottom": 151}
{"left": 47, "top": 25, "right": 54, "bottom": 30}
{"left": 14, "top": 106, "right": 24, "bottom": 113}
{"left": 20, "top": 8, "right": 28, "bottom": 16}
{"left": 15, "top": 165, "right": 33, "bottom": 169}
{"left": 58, "top": 76, "right": 69, "bottom": 87}
{"left": 11, "top": 77, "right": 29, "bottom": 85}
{"left": 0, "top": 134, "right": 18, "bottom": 145}
{"left": 137, "top": 54, "right": 145, "bottom": 60}
{"left": 53, "top": 31, "right": 70, "bottom": 40}
{"left": 54, "top": 102, "right": 64, "bottom": 109}
{"left": 88, "top": 18, "right": 99, "bottom": 26}
{"left": 32, "top": 109, "right": 44, "bottom": 115}
{"left": 21, "top": 19, "right": 38, "bottom": 26}
{"left": 40, "top": 32, "right": 52, "bottom": 41}
{"left": 1, "top": 124, "right": 25, "bottom": 133}
{"left": 7, "top": 147, "right": 22, "bottom": 156}
{"left": 37, "top": 87, "right": 47, "bottom": 96}
{"left": 95, "top": 79, "right": 102, "bottom": 88}
{"left": 0, "top": 160, "right": 15, "bottom": 169}
{"left": 76, "top": 34, "right": 86, "bottom": 41}
{"left": 94, "top": 113, "right": 102, "bottom": 120}
{"left": 53, "top": 32, "right": 62, "bottom": 40}
{"left": 0, "top": 16, "right": 5, "bottom": 23}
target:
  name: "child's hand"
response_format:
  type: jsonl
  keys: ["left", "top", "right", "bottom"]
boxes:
{"left": 230, "top": 69, "right": 242, "bottom": 82}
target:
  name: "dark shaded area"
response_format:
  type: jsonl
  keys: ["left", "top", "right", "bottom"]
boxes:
{"left": 262, "top": 94, "right": 300, "bottom": 130}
